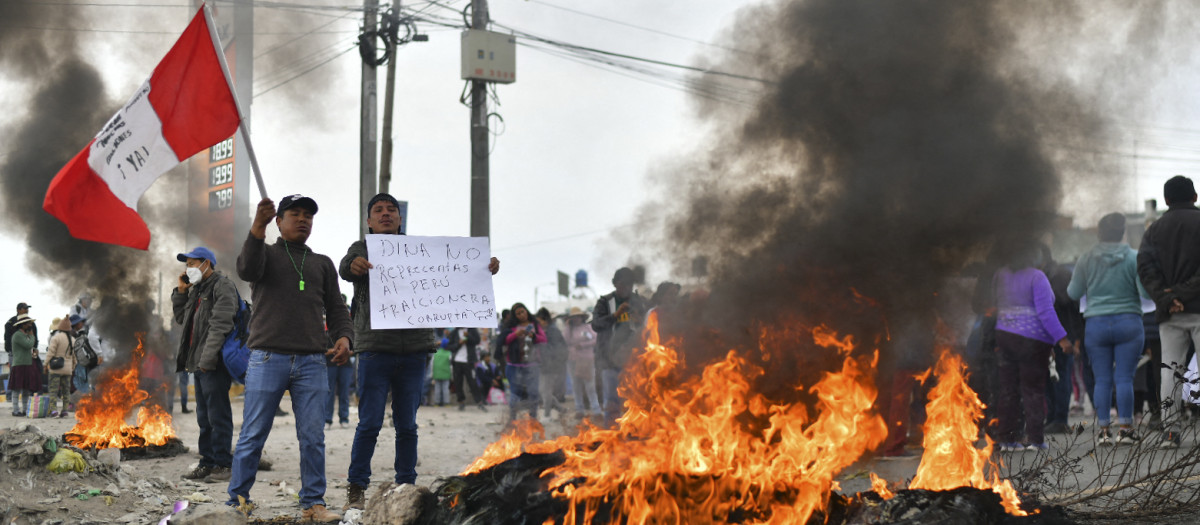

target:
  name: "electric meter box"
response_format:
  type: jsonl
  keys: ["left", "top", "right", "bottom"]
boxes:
{"left": 461, "top": 29, "right": 516, "bottom": 84}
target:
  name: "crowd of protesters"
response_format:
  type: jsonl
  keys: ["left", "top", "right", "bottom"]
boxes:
{"left": 10, "top": 176, "right": 1200, "bottom": 521}
{"left": 923, "top": 175, "right": 1200, "bottom": 457}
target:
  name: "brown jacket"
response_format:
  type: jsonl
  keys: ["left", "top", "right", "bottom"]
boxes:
{"left": 45, "top": 318, "right": 75, "bottom": 376}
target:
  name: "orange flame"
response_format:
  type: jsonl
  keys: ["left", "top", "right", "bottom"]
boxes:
{"left": 466, "top": 315, "right": 888, "bottom": 523}
{"left": 906, "top": 348, "right": 1026, "bottom": 515}
{"left": 65, "top": 335, "right": 176, "bottom": 449}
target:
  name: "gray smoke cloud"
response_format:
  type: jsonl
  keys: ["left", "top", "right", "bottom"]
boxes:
{"left": 623, "top": 0, "right": 1162, "bottom": 390}
{"left": 0, "top": 2, "right": 179, "bottom": 356}
{"left": 0, "top": 2, "right": 349, "bottom": 354}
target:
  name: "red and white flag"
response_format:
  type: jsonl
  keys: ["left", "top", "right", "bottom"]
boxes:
{"left": 43, "top": 6, "right": 239, "bottom": 250}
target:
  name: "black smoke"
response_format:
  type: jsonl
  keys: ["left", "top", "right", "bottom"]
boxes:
{"left": 0, "top": 3, "right": 181, "bottom": 355}
{"left": 634, "top": 1, "right": 1131, "bottom": 390}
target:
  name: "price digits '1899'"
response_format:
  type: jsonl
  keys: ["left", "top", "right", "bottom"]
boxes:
{"left": 210, "top": 138, "right": 234, "bottom": 162}
{"left": 209, "top": 187, "right": 233, "bottom": 212}
{"left": 210, "top": 163, "right": 233, "bottom": 187}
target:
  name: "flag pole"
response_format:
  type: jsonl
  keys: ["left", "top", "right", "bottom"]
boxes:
{"left": 202, "top": 3, "right": 269, "bottom": 200}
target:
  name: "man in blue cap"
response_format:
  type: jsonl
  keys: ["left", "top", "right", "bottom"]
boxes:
{"left": 171, "top": 245, "right": 239, "bottom": 483}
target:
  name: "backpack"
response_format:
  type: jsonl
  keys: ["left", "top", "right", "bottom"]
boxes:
{"left": 220, "top": 288, "right": 252, "bottom": 384}
{"left": 73, "top": 333, "right": 98, "bottom": 369}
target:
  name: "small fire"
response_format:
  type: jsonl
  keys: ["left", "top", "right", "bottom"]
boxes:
{"left": 907, "top": 348, "right": 1026, "bottom": 515}
{"left": 65, "top": 335, "right": 176, "bottom": 449}
{"left": 467, "top": 314, "right": 888, "bottom": 523}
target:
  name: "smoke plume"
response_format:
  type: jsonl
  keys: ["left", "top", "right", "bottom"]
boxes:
{"left": 631, "top": 1, "right": 1144, "bottom": 388}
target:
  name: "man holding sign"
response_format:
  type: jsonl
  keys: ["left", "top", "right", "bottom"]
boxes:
{"left": 339, "top": 193, "right": 499, "bottom": 509}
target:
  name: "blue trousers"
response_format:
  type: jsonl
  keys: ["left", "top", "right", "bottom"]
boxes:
{"left": 1086, "top": 313, "right": 1144, "bottom": 427}
{"left": 326, "top": 363, "right": 353, "bottom": 424}
{"left": 348, "top": 352, "right": 426, "bottom": 486}
{"left": 227, "top": 351, "right": 329, "bottom": 509}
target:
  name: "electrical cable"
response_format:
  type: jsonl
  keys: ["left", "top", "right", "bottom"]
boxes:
{"left": 254, "top": 42, "right": 357, "bottom": 97}
{"left": 525, "top": 0, "right": 758, "bottom": 58}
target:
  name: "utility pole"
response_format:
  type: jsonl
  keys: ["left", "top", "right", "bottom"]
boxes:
{"left": 379, "top": 42, "right": 397, "bottom": 195}
{"left": 360, "top": 0, "right": 379, "bottom": 239}
{"left": 469, "top": 0, "right": 490, "bottom": 238}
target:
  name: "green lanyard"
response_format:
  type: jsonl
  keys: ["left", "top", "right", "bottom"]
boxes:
{"left": 284, "top": 240, "right": 308, "bottom": 291}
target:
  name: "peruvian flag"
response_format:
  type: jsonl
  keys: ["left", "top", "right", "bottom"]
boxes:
{"left": 43, "top": 6, "right": 239, "bottom": 250}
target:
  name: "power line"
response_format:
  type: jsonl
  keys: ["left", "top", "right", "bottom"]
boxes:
{"left": 493, "top": 222, "right": 644, "bottom": 253}
{"left": 494, "top": 21, "right": 771, "bottom": 84}
{"left": 254, "top": 43, "right": 357, "bottom": 97}
{"left": 0, "top": 23, "right": 353, "bottom": 35}
{"left": 525, "top": 0, "right": 757, "bottom": 58}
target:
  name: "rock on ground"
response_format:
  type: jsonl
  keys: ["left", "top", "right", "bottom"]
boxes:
{"left": 169, "top": 502, "right": 248, "bottom": 525}
{"left": 361, "top": 483, "right": 435, "bottom": 525}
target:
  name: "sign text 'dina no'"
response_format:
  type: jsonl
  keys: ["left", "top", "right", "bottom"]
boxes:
{"left": 367, "top": 235, "right": 497, "bottom": 329}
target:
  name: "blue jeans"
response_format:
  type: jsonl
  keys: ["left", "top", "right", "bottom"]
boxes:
{"left": 227, "top": 351, "right": 329, "bottom": 509}
{"left": 348, "top": 352, "right": 426, "bottom": 486}
{"left": 506, "top": 364, "right": 540, "bottom": 419}
{"left": 1046, "top": 349, "right": 1073, "bottom": 426}
{"left": 195, "top": 367, "right": 234, "bottom": 468}
{"left": 178, "top": 371, "right": 191, "bottom": 410}
{"left": 601, "top": 368, "right": 623, "bottom": 426}
{"left": 326, "top": 363, "right": 353, "bottom": 424}
{"left": 73, "top": 365, "right": 90, "bottom": 393}
{"left": 1086, "top": 313, "right": 1144, "bottom": 427}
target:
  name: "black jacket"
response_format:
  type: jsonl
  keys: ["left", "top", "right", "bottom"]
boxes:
{"left": 591, "top": 291, "right": 649, "bottom": 371}
{"left": 171, "top": 271, "right": 239, "bottom": 372}
{"left": 4, "top": 316, "right": 36, "bottom": 354}
{"left": 446, "top": 328, "right": 481, "bottom": 364}
{"left": 1137, "top": 205, "right": 1200, "bottom": 322}
{"left": 1045, "top": 262, "right": 1084, "bottom": 343}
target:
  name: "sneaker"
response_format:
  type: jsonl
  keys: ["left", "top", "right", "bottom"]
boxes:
{"left": 181, "top": 407, "right": 192, "bottom": 414}
{"left": 1025, "top": 442, "right": 1049, "bottom": 452}
{"left": 1096, "top": 428, "right": 1113, "bottom": 446}
{"left": 1116, "top": 428, "right": 1141, "bottom": 445}
{"left": 344, "top": 483, "right": 367, "bottom": 511}
{"left": 204, "top": 466, "right": 232, "bottom": 483}
{"left": 1160, "top": 431, "right": 1182, "bottom": 449}
{"left": 340, "top": 421, "right": 350, "bottom": 429}
{"left": 301, "top": 503, "right": 341, "bottom": 523}
{"left": 999, "top": 442, "right": 1024, "bottom": 452}
{"left": 477, "top": 403, "right": 488, "bottom": 412}
{"left": 183, "top": 465, "right": 214, "bottom": 480}
{"left": 458, "top": 404, "right": 466, "bottom": 412}
{"left": 49, "top": 411, "right": 59, "bottom": 418}
{"left": 58, "top": 410, "right": 68, "bottom": 418}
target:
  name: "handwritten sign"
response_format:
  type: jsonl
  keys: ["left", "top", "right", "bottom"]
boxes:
{"left": 367, "top": 235, "right": 496, "bottom": 329}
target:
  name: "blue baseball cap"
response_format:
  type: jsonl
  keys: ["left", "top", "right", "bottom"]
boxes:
{"left": 177, "top": 246, "right": 216, "bottom": 267}
{"left": 69, "top": 314, "right": 85, "bottom": 326}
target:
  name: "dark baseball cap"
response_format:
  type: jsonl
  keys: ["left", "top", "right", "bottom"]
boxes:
{"left": 277, "top": 194, "right": 319, "bottom": 216}
{"left": 367, "top": 193, "right": 400, "bottom": 217}
{"left": 15, "top": 302, "right": 31, "bottom": 311}
{"left": 177, "top": 246, "right": 217, "bottom": 266}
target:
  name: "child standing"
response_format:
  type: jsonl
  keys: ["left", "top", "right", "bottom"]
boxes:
{"left": 431, "top": 341, "right": 453, "bottom": 406}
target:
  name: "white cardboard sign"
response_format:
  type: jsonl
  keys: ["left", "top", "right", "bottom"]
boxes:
{"left": 366, "top": 235, "right": 497, "bottom": 329}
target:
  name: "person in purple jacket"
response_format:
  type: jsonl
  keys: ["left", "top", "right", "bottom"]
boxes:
{"left": 992, "top": 243, "right": 1076, "bottom": 452}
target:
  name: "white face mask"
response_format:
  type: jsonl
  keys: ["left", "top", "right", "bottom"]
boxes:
{"left": 186, "top": 261, "right": 208, "bottom": 284}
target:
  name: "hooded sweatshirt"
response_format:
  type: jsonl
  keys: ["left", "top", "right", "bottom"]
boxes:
{"left": 1068, "top": 242, "right": 1148, "bottom": 318}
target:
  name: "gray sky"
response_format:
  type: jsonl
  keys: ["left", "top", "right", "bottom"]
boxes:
{"left": 4, "top": 0, "right": 1200, "bottom": 332}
